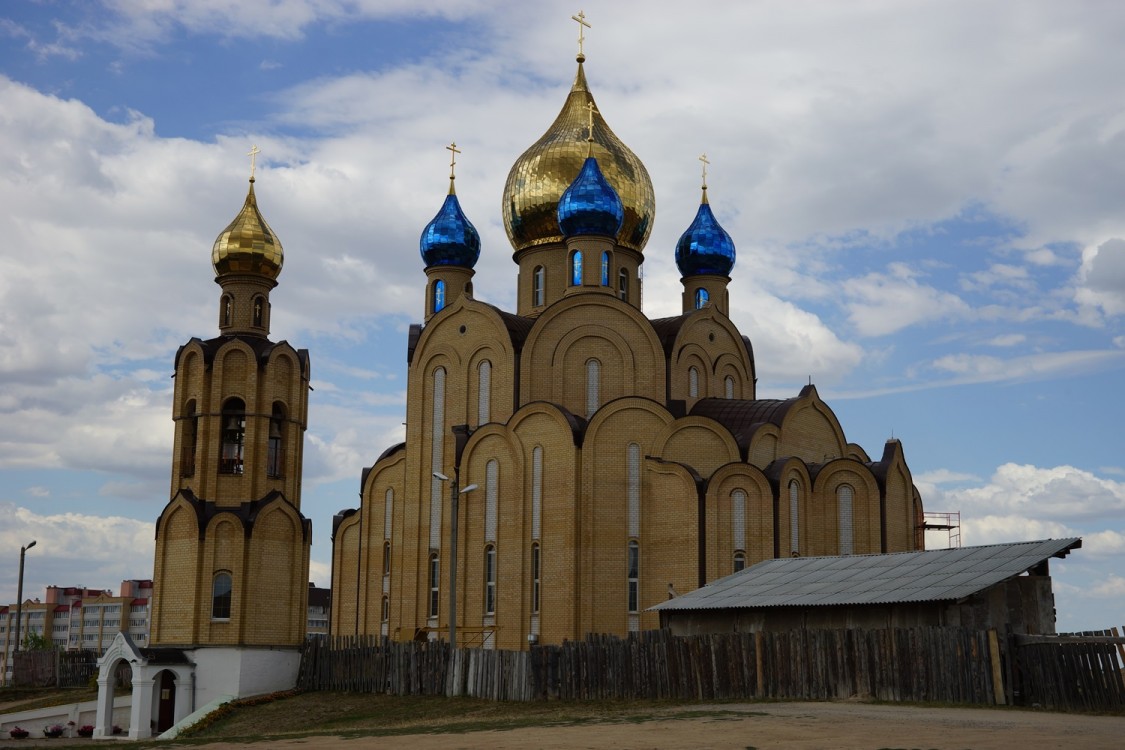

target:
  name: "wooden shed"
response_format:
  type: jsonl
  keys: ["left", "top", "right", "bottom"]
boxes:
{"left": 652, "top": 538, "right": 1081, "bottom": 636}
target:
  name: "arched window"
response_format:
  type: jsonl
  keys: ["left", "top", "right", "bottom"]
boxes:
{"left": 382, "top": 541, "right": 391, "bottom": 577}
{"left": 433, "top": 279, "right": 446, "bottom": 313}
{"left": 688, "top": 366, "right": 699, "bottom": 398}
{"left": 838, "top": 485, "right": 855, "bottom": 555}
{"left": 627, "top": 541, "right": 640, "bottom": 613}
{"left": 211, "top": 572, "right": 232, "bottom": 620}
{"left": 586, "top": 358, "right": 601, "bottom": 417}
{"left": 477, "top": 360, "right": 491, "bottom": 425}
{"left": 694, "top": 287, "right": 709, "bottom": 309}
{"left": 601, "top": 251, "right": 610, "bottom": 286}
{"left": 219, "top": 398, "right": 245, "bottom": 475}
{"left": 733, "top": 552, "right": 746, "bottom": 572}
{"left": 484, "top": 545, "right": 497, "bottom": 615}
{"left": 266, "top": 403, "right": 285, "bottom": 478}
{"left": 182, "top": 400, "right": 197, "bottom": 477}
{"left": 532, "top": 266, "right": 545, "bottom": 306}
{"left": 725, "top": 375, "right": 735, "bottom": 399}
{"left": 618, "top": 268, "right": 628, "bottom": 301}
{"left": 789, "top": 480, "right": 800, "bottom": 555}
{"left": 570, "top": 250, "right": 583, "bottom": 286}
{"left": 221, "top": 295, "right": 232, "bottom": 327}
{"left": 428, "top": 554, "right": 440, "bottom": 618}
{"left": 381, "top": 596, "right": 389, "bottom": 623}
{"left": 252, "top": 295, "right": 265, "bottom": 327}
{"left": 530, "top": 542, "right": 541, "bottom": 614}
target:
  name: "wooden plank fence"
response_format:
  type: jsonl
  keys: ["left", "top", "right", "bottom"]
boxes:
{"left": 1011, "top": 629, "right": 1125, "bottom": 712}
{"left": 10, "top": 649, "right": 99, "bottom": 688}
{"left": 300, "top": 627, "right": 1018, "bottom": 705}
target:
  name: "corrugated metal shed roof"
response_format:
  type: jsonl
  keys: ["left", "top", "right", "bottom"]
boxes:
{"left": 652, "top": 538, "right": 1081, "bottom": 612}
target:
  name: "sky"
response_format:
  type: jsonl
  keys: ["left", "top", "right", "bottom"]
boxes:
{"left": 0, "top": 0, "right": 1123, "bottom": 632}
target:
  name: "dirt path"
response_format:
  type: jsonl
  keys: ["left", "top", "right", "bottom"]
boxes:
{"left": 167, "top": 701, "right": 1125, "bottom": 750}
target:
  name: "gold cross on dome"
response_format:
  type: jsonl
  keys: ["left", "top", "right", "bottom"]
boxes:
{"left": 248, "top": 144, "right": 261, "bottom": 179}
{"left": 699, "top": 153, "right": 710, "bottom": 189}
{"left": 585, "top": 102, "right": 598, "bottom": 141}
{"left": 572, "top": 10, "right": 591, "bottom": 57}
{"left": 446, "top": 142, "right": 461, "bottom": 180}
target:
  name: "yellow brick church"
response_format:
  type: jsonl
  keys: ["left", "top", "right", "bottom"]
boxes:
{"left": 329, "top": 46, "right": 924, "bottom": 650}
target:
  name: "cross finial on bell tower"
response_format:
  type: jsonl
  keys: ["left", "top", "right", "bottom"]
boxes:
{"left": 699, "top": 152, "right": 710, "bottom": 202}
{"left": 572, "top": 10, "right": 591, "bottom": 62}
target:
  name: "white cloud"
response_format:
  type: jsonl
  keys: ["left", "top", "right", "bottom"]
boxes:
{"left": 984, "top": 333, "right": 1026, "bottom": 347}
{"left": 944, "top": 463, "right": 1125, "bottom": 521}
{"left": 960, "top": 515, "right": 1076, "bottom": 547}
{"left": 0, "top": 503, "right": 155, "bottom": 603}
{"left": 1075, "top": 238, "right": 1125, "bottom": 318}
{"left": 844, "top": 263, "right": 971, "bottom": 337}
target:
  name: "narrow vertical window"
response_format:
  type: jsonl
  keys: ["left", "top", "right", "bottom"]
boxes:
{"left": 627, "top": 541, "right": 640, "bottom": 613}
{"left": 789, "top": 479, "right": 800, "bottom": 555}
{"left": 252, "top": 296, "right": 264, "bottom": 327}
{"left": 266, "top": 403, "right": 285, "bottom": 478}
{"left": 484, "top": 545, "right": 497, "bottom": 615}
{"left": 733, "top": 552, "right": 746, "bottom": 572}
{"left": 694, "top": 287, "right": 709, "bottom": 309}
{"left": 688, "top": 366, "right": 699, "bottom": 398}
{"left": 838, "top": 484, "right": 855, "bottom": 555}
{"left": 731, "top": 489, "right": 746, "bottom": 553}
{"left": 382, "top": 542, "right": 391, "bottom": 577}
{"left": 571, "top": 251, "right": 582, "bottom": 286}
{"left": 477, "top": 360, "right": 491, "bottom": 425}
{"left": 211, "top": 573, "right": 232, "bottom": 620}
{"left": 381, "top": 596, "right": 389, "bottom": 622}
{"left": 601, "top": 251, "right": 610, "bottom": 286}
{"left": 627, "top": 443, "right": 641, "bottom": 538}
{"left": 725, "top": 375, "right": 735, "bottom": 399}
{"left": 532, "top": 266, "right": 545, "bottom": 306}
{"left": 618, "top": 268, "right": 628, "bottom": 302}
{"left": 433, "top": 279, "right": 446, "bottom": 313}
{"left": 530, "top": 543, "right": 541, "bottom": 614}
{"left": 586, "top": 358, "right": 600, "bottom": 418}
{"left": 429, "top": 368, "right": 446, "bottom": 550}
{"left": 428, "top": 554, "right": 440, "bottom": 618}
{"left": 219, "top": 398, "right": 245, "bottom": 475}
{"left": 182, "top": 400, "right": 197, "bottom": 477}
{"left": 485, "top": 460, "right": 498, "bottom": 543}
{"left": 532, "top": 446, "right": 543, "bottom": 540}
{"left": 384, "top": 488, "right": 393, "bottom": 539}
{"left": 221, "top": 295, "right": 232, "bottom": 327}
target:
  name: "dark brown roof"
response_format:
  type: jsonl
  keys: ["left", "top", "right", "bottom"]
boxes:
{"left": 175, "top": 334, "right": 310, "bottom": 374}
{"left": 163, "top": 489, "right": 312, "bottom": 543}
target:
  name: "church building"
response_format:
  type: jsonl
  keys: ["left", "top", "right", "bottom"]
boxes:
{"left": 330, "top": 42, "right": 925, "bottom": 650}
{"left": 95, "top": 163, "right": 313, "bottom": 739}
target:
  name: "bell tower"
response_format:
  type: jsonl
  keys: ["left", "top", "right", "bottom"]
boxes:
{"left": 149, "top": 149, "right": 312, "bottom": 700}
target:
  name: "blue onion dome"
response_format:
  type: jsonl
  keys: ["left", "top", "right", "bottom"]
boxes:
{"left": 557, "top": 156, "right": 624, "bottom": 239}
{"left": 675, "top": 189, "right": 736, "bottom": 277}
{"left": 212, "top": 178, "right": 284, "bottom": 280}
{"left": 420, "top": 183, "right": 481, "bottom": 268}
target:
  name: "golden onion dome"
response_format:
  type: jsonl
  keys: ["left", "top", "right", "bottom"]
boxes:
{"left": 503, "top": 60, "right": 655, "bottom": 253}
{"left": 211, "top": 178, "right": 283, "bottom": 280}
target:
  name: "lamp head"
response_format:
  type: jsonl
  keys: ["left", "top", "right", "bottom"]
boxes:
{"left": 432, "top": 472, "right": 449, "bottom": 481}
{"left": 25, "top": 540, "right": 36, "bottom": 551}
{"left": 461, "top": 484, "right": 479, "bottom": 494}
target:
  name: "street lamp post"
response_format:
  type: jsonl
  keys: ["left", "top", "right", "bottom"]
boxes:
{"left": 433, "top": 472, "right": 476, "bottom": 650}
{"left": 12, "top": 540, "right": 37, "bottom": 678}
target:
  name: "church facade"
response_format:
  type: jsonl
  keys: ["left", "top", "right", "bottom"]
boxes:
{"left": 330, "top": 50, "right": 925, "bottom": 651}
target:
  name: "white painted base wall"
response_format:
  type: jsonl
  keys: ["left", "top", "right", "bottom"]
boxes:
{"left": 190, "top": 647, "right": 301, "bottom": 707}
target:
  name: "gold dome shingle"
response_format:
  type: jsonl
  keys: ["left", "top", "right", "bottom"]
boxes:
{"left": 502, "top": 61, "right": 656, "bottom": 253}
{"left": 211, "top": 178, "right": 283, "bottom": 280}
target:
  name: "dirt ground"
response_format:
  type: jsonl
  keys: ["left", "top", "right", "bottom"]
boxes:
{"left": 169, "top": 701, "right": 1125, "bottom": 750}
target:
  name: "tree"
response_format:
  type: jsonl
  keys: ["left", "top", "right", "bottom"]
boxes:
{"left": 22, "top": 631, "right": 54, "bottom": 651}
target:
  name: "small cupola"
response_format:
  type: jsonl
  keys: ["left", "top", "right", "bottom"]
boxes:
{"left": 676, "top": 155, "right": 736, "bottom": 314}
{"left": 421, "top": 143, "right": 480, "bottom": 321}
